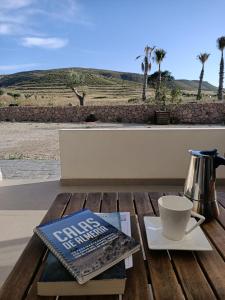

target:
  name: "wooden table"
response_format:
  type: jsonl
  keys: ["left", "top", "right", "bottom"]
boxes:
{"left": 1, "top": 192, "right": 225, "bottom": 300}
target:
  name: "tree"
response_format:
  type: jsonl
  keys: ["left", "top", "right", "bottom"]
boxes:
{"left": 153, "top": 48, "right": 166, "bottom": 99}
{"left": 66, "top": 71, "right": 86, "bottom": 106}
{"left": 148, "top": 71, "right": 174, "bottom": 88}
{"left": 136, "top": 45, "right": 155, "bottom": 101}
{"left": 196, "top": 53, "right": 210, "bottom": 100}
{"left": 217, "top": 36, "right": 225, "bottom": 100}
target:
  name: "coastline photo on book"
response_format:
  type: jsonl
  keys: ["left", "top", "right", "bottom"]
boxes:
{"left": 34, "top": 209, "right": 140, "bottom": 286}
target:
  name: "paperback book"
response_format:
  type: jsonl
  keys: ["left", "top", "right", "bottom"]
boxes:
{"left": 37, "top": 212, "right": 129, "bottom": 296}
{"left": 34, "top": 209, "right": 139, "bottom": 285}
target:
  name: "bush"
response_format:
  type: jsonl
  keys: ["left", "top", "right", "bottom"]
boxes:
{"left": 170, "top": 88, "right": 182, "bottom": 105}
{"left": 7, "top": 92, "right": 21, "bottom": 99}
{"left": 0, "top": 89, "right": 4, "bottom": 96}
{"left": 24, "top": 93, "right": 33, "bottom": 99}
{"left": 128, "top": 97, "right": 139, "bottom": 103}
{"left": 85, "top": 113, "right": 98, "bottom": 122}
{"left": 116, "top": 116, "right": 123, "bottom": 123}
{"left": 9, "top": 103, "right": 18, "bottom": 106}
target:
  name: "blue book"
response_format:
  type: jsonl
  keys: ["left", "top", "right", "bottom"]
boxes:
{"left": 35, "top": 209, "right": 140, "bottom": 284}
{"left": 37, "top": 212, "right": 126, "bottom": 296}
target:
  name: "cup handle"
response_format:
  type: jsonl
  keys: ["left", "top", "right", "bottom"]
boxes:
{"left": 185, "top": 211, "right": 205, "bottom": 235}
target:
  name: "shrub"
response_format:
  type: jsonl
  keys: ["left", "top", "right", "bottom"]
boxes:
{"left": 24, "top": 94, "right": 33, "bottom": 99}
{"left": 9, "top": 103, "right": 18, "bottom": 106}
{"left": 116, "top": 116, "right": 123, "bottom": 122}
{"left": 85, "top": 113, "right": 98, "bottom": 122}
{"left": 128, "top": 97, "right": 139, "bottom": 103}
{"left": 7, "top": 92, "right": 21, "bottom": 99}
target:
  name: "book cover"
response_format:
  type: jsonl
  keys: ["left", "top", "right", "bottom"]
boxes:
{"left": 38, "top": 212, "right": 126, "bottom": 296}
{"left": 34, "top": 209, "right": 139, "bottom": 284}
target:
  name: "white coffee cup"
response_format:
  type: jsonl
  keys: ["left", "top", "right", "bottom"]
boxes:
{"left": 158, "top": 195, "right": 205, "bottom": 241}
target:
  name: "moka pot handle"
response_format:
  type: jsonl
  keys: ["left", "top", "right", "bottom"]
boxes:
{"left": 215, "top": 155, "right": 225, "bottom": 168}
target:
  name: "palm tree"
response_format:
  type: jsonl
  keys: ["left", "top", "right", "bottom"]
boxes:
{"left": 217, "top": 36, "right": 225, "bottom": 100}
{"left": 196, "top": 53, "right": 210, "bottom": 100}
{"left": 136, "top": 45, "right": 155, "bottom": 101}
{"left": 154, "top": 49, "right": 166, "bottom": 98}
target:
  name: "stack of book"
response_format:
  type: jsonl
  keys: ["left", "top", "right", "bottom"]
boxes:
{"left": 34, "top": 209, "right": 140, "bottom": 296}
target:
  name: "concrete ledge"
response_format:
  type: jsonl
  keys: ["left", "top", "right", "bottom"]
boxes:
{"left": 59, "top": 128, "right": 225, "bottom": 181}
{"left": 60, "top": 178, "right": 225, "bottom": 186}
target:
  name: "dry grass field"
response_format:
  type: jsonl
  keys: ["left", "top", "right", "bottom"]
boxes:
{"left": 0, "top": 83, "right": 153, "bottom": 107}
{"left": 0, "top": 87, "right": 217, "bottom": 107}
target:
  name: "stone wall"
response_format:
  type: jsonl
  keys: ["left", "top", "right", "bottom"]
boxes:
{"left": 0, "top": 103, "right": 225, "bottom": 124}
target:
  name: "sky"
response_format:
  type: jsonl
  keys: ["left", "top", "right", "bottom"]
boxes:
{"left": 0, "top": 0, "right": 224, "bottom": 86}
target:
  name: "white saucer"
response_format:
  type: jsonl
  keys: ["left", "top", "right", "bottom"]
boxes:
{"left": 144, "top": 217, "right": 212, "bottom": 251}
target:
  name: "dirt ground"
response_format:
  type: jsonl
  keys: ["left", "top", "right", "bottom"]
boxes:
{"left": 0, "top": 122, "right": 82, "bottom": 160}
{"left": 0, "top": 122, "right": 140, "bottom": 160}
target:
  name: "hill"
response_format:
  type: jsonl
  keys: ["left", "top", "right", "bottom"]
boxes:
{"left": 0, "top": 67, "right": 217, "bottom": 91}
{"left": 175, "top": 79, "right": 217, "bottom": 92}
{"left": 0, "top": 67, "right": 218, "bottom": 106}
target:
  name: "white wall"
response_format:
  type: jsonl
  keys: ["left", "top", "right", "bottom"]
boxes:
{"left": 59, "top": 128, "right": 225, "bottom": 181}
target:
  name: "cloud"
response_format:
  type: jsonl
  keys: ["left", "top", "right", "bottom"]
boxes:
{"left": 0, "top": 0, "right": 33, "bottom": 35}
{"left": 21, "top": 37, "right": 68, "bottom": 49}
{"left": 0, "top": 0, "right": 92, "bottom": 33}
{"left": 0, "top": 0, "right": 92, "bottom": 49}
{"left": 0, "top": 0, "right": 32, "bottom": 10}
{"left": 0, "top": 63, "right": 38, "bottom": 72}
{"left": 0, "top": 23, "right": 12, "bottom": 34}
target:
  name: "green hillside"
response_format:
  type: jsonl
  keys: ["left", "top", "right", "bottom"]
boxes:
{"left": 0, "top": 67, "right": 217, "bottom": 91}
{"left": 175, "top": 79, "right": 217, "bottom": 92}
{"left": 0, "top": 67, "right": 218, "bottom": 106}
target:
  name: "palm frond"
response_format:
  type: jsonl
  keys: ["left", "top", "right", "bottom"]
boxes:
{"left": 148, "top": 63, "right": 152, "bottom": 71}
{"left": 197, "top": 53, "right": 210, "bottom": 64}
{"left": 141, "top": 62, "right": 145, "bottom": 72}
{"left": 136, "top": 55, "right": 141, "bottom": 60}
{"left": 154, "top": 48, "right": 166, "bottom": 64}
{"left": 217, "top": 36, "right": 225, "bottom": 51}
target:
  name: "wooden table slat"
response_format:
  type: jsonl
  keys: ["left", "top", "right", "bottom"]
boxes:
{"left": 148, "top": 192, "right": 164, "bottom": 215}
{"left": 24, "top": 263, "right": 56, "bottom": 300}
{"left": 65, "top": 193, "right": 87, "bottom": 212}
{"left": 203, "top": 220, "right": 225, "bottom": 260}
{"left": 217, "top": 204, "right": 225, "bottom": 229}
{"left": 85, "top": 193, "right": 102, "bottom": 212}
{"left": 134, "top": 192, "right": 154, "bottom": 216}
{"left": 123, "top": 215, "right": 151, "bottom": 300}
{"left": 118, "top": 193, "right": 135, "bottom": 215}
{"left": 101, "top": 193, "right": 118, "bottom": 212}
{"left": 196, "top": 247, "right": 225, "bottom": 299}
{"left": 217, "top": 192, "right": 225, "bottom": 208}
{"left": 171, "top": 251, "right": 216, "bottom": 299}
{"left": 134, "top": 192, "right": 184, "bottom": 300}
{"left": 0, "top": 193, "right": 71, "bottom": 300}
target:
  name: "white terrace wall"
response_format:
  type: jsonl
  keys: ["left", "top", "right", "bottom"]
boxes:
{"left": 59, "top": 128, "right": 225, "bottom": 184}
{"left": 1, "top": 103, "right": 225, "bottom": 123}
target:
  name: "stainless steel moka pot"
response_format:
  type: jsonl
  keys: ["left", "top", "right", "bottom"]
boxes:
{"left": 184, "top": 149, "right": 225, "bottom": 221}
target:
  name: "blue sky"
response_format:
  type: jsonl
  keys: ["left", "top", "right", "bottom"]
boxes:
{"left": 0, "top": 0, "right": 224, "bottom": 86}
